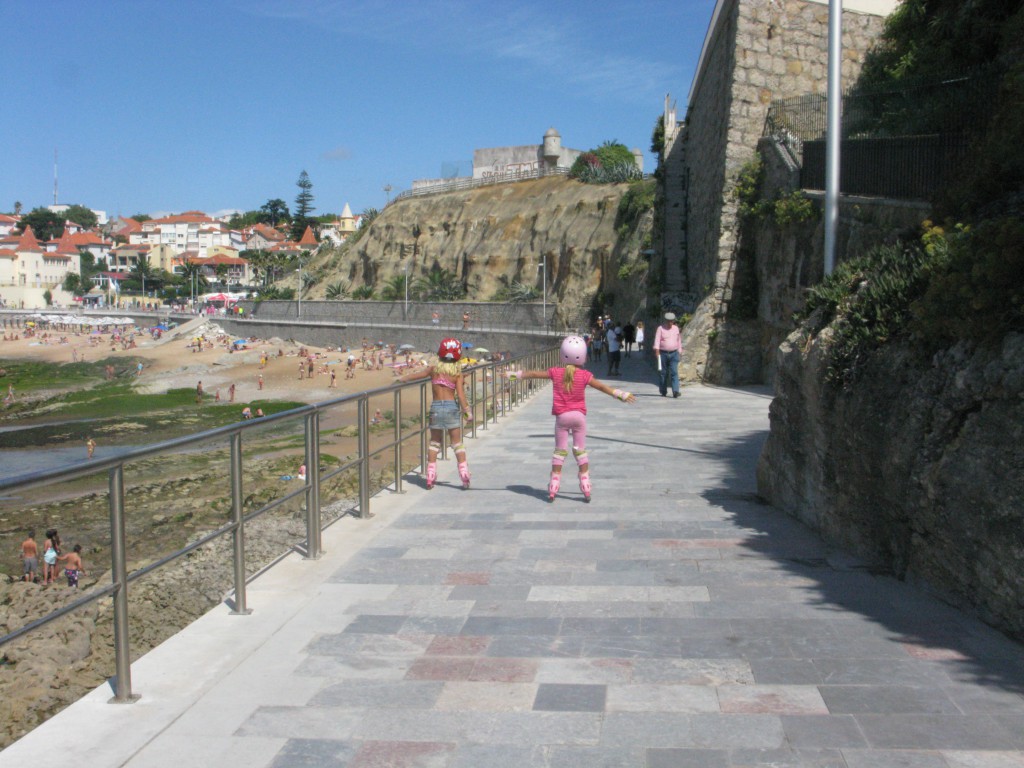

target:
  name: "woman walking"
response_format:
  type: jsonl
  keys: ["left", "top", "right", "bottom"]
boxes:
{"left": 398, "top": 338, "right": 472, "bottom": 490}
{"left": 507, "top": 336, "right": 635, "bottom": 502}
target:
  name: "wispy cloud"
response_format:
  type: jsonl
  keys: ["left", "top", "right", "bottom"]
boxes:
{"left": 322, "top": 146, "right": 352, "bottom": 161}
{"left": 234, "top": 0, "right": 680, "bottom": 103}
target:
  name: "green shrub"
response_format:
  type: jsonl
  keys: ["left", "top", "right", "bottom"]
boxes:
{"left": 911, "top": 217, "right": 1024, "bottom": 344}
{"left": 802, "top": 241, "right": 932, "bottom": 387}
{"left": 616, "top": 179, "right": 656, "bottom": 236}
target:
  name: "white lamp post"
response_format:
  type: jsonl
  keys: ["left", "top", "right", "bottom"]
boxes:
{"left": 538, "top": 255, "right": 547, "bottom": 331}
{"left": 404, "top": 261, "right": 410, "bottom": 320}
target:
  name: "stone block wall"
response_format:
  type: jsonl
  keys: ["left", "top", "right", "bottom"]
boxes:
{"left": 667, "top": 0, "right": 890, "bottom": 385}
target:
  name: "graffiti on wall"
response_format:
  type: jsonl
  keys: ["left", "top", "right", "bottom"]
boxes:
{"left": 481, "top": 161, "right": 540, "bottom": 178}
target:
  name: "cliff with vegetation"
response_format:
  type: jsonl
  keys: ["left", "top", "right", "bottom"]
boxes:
{"left": 758, "top": 0, "right": 1024, "bottom": 638}
{"left": 303, "top": 175, "right": 655, "bottom": 329}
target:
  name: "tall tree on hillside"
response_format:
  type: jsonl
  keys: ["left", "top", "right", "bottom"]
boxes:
{"left": 17, "top": 208, "right": 64, "bottom": 241}
{"left": 290, "top": 171, "right": 316, "bottom": 241}
{"left": 260, "top": 198, "right": 290, "bottom": 227}
{"left": 62, "top": 204, "right": 98, "bottom": 229}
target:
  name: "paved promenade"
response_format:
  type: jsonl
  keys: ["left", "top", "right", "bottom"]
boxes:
{"left": 4, "top": 353, "right": 1024, "bottom": 767}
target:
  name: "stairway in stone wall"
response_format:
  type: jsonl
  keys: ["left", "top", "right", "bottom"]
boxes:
{"left": 661, "top": 128, "right": 689, "bottom": 295}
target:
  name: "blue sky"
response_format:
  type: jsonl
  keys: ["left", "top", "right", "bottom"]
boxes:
{"left": 3, "top": 1, "right": 716, "bottom": 219}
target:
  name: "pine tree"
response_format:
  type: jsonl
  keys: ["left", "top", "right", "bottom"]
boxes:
{"left": 291, "top": 170, "right": 316, "bottom": 241}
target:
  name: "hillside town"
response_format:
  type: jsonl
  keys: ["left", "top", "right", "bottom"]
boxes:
{"left": 0, "top": 203, "right": 361, "bottom": 310}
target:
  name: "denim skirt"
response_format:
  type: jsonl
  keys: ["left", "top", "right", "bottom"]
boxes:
{"left": 429, "top": 400, "right": 462, "bottom": 430}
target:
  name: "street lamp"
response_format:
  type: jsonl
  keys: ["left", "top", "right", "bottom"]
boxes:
{"left": 404, "top": 260, "right": 410, "bottom": 320}
{"left": 538, "top": 255, "right": 547, "bottom": 331}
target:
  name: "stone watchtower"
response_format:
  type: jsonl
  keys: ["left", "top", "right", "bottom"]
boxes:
{"left": 542, "top": 127, "right": 562, "bottom": 171}
{"left": 661, "top": 0, "right": 896, "bottom": 385}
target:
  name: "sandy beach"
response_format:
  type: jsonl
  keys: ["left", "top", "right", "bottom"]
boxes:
{"left": 0, "top": 315, "right": 431, "bottom": 409}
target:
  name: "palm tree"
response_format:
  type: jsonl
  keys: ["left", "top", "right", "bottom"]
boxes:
{"left": 325, "top": 281, "right": 349, "bottom": 299}
{"left": 380, "top": 274, "right": 410, "bottom": 301}
{"left": 413, "top": 267, "right": 464, "bottom": 301}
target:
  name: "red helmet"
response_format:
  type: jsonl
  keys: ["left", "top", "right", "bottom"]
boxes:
{"left": 438, "top": 337, "right": 462, "bottom": 361}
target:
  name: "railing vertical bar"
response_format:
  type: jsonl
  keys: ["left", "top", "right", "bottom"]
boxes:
{"left": 419, "top": 383, "right": 428, "bottom": 472}
{"left": 357, "top": 397, "right": 372, "bottom": 518}
{"left": 108, "top": 464, "right": 137, "bottom": 703}
{"left": 229, "top": 432, "right": 253, "bottom": 613}
{"left": 305, "top": 411, "right": 322, "bottom": 557}
{"left": 469, "top": 369, "right": 477, "bottom": 440}
{"left": 393, "top": 389, "right": 405, "bottom": 494}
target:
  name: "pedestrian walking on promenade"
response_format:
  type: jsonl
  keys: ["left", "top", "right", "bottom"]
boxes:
{"left": 506, "top": 335, "right": 635, "bottom": 502}
{"left": 653, "top": 312, "right": 682, "bottom": 398}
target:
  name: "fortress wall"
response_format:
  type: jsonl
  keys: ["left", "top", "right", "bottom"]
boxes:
{"left": 669, "top": 0, "right": 890, "bottom": 384}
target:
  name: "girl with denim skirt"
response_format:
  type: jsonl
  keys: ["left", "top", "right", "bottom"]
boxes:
{"left": 397, "top": 338, "right": 472, "bottom": 489}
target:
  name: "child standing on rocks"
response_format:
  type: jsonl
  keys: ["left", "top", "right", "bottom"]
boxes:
{"left": 57, "top": 544, "right": 86, "bottom": 588}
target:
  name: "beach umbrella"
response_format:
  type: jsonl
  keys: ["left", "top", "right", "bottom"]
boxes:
{"left": 398, "top": 343, "right": 416, "bottom": 350}
{"left": 154, "top": 323, "right": 169, "bottom": 331}
{"left": 233, "top": 339, "right": 247, "bottom": 346}
{"left": 473, "top": 348, "right": 490, "bottom": 356}
{"left": 461, "top": 341, "right": 474, "bottom": 348}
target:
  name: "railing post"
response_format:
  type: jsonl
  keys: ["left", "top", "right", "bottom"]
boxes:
{"left": 108, "top": 465, "right": 137, "bottom": 703}
{"left": 419, "top": 383, "right": 428, "bottom": 473}
{"left": 357, "top": 398, "right": 372, "bottom": 518}
{"left": 393, "top": 389, "right": 405, "bottom": 494}
{"left": 305, "top": 411, "right": 323, "bottom": 551}
{"left": 468, "top": 369, "right": 477, "bottom": 439}
{"left": 230, "top": 432, "right": 253, "bottom": 612}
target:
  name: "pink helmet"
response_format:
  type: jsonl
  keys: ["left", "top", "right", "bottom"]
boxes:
{"left": 438, "top": 337, "right": 462, "bottom": 361}
{"left": 560, "top": 335, "right": 588, "bottom": 366}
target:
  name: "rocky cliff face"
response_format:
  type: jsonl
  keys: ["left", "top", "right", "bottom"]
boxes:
{"left": 307, "top": 177, "right": 652, "bottom": 328}
{"left": 758, "top": 326, "right": 1024, "bottom": 639}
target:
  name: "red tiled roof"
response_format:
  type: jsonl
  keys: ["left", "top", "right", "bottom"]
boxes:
{"left": 0, "top": 248, "right": 16, "bottom": 259}
{"left": 0, "top": 214, "right": 20, "bottom": 224}
{"left": 16, "top": 226, "right": 42, "bottom": 252}
{"left": 298, "top": 225, "right": 318, "bottom": 246}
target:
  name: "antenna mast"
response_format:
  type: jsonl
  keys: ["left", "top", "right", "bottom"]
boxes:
{"left": 53, "top": 148, "right": 59, "bottom": 205}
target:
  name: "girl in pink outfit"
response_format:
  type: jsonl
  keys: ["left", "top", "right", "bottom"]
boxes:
{"left": 509, "top": 336, "right": 635, "bottom": 502}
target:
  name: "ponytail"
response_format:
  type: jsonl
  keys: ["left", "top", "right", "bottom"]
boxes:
{"left": 562, "top": 364, "right": 576, "bottom": 392}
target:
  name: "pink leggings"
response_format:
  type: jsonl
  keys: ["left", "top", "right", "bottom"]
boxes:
{"left": 553, "top": 411, "right": 587, "bottom": 466}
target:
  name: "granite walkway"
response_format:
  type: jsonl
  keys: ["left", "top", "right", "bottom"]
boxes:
{"left": 3, "top": 352, "right": 1023, "bottom": 767}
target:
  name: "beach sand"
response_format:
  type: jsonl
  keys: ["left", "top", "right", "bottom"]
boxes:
{"left": 0, "top": 316, "right": 430, "bottom": 407}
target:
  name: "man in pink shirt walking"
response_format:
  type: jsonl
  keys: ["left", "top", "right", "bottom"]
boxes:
{"left": 653, "top": 312, "right": 683, "bottom": 398}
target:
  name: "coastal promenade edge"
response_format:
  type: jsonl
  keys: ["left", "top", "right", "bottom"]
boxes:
{"left": 2, "top": 352, "right": 1022, "bottom": 767}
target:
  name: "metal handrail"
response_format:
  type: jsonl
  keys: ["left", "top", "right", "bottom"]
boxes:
{"left": 0, "top": 345, "right": 559, "bottom": 701}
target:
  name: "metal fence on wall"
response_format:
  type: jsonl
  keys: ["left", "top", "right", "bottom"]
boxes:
{"left": 763, "top": 68, "right": 1001, "bottom": 200}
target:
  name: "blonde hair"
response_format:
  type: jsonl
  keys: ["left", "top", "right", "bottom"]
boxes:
{"left": 432, "top": 361, "right": 462, "bottom": 380}
{"left": 562, "top": 364, "right": 577, "bottom": 393}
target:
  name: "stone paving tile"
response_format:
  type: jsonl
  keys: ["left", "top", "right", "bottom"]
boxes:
{"left": 942, "top": 751, "right": 1024, "bottom": 767}
{"left": 819, "top": 685, "right": 961, "bottom": 714}
{"left": 645, "top": 748, "right": 730, "bottom": 768}
{"left": 534, "top": 658, "right": 635, "bottom": 685}
{"left": 351, "top": 710, "right": 495, "bottom": 743}
{"left": 460, "top": 616, "right": 563, "bottom": 636}
{"left": 528, "top": 585, "right": 710, "bottom": 602}
{"left": 841, "top": 750, "right": 951, "bottom": 768}
{"left": 424, "top": 635, "right": 491, "bottom": 656}
{"left": 293, "top": 654, "right": 413, "bottom": 681}
{"left": 434, "top": 682, "right": 538, "bottom": 712}
{"left": 630, "top": 658, "right": 755, "bottom": 685}
{"left": 533, "top": 683, "right": 607, "bottom": 712}
{"left": 309, "top": 680, "right": 444, "bottom": 709}
{"left": 484, "top": 711, "right": 603, "bottom": 745}
{"left": 269, "top": 738, "right": 359, "bottom": 768}
{"left": 855, "top": 714, "right": 1023, "bottom": 750}
{"left": 605, "top": 683, "right": 720, "bottom": 713}
{"left": 778, "top": 716, "right": 868, "bottom": 753}
{"left": 717, "top": 684, "right": 829, "bottom": 714}
{"left": 235, "top": 706, "right": 363, "bottom": 740}
{"left": 349, "top": 740, "right": 455, "bottom": 768}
